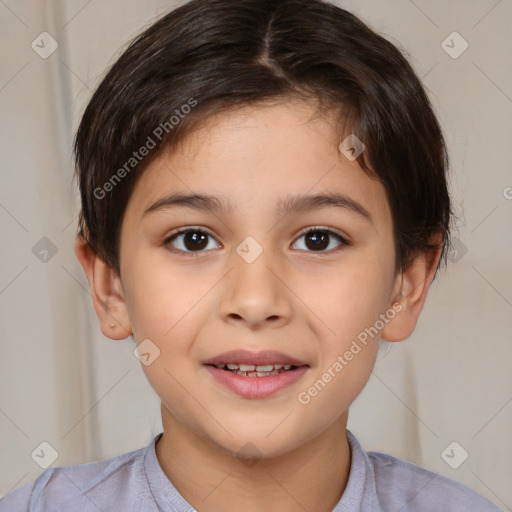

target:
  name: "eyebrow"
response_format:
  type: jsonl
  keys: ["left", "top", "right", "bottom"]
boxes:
{"left": 143, "top": 191, "right": 372, "bottom": 222}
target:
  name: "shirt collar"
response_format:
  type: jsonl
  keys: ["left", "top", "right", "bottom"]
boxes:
{"left": 144, "top": 429, "right": 378, "bottom": 511}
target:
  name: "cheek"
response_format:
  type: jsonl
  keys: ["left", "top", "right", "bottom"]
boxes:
{"left": 292, "top": 256, "right": 391, "bottom": 403}
{"left": 125, "top": 251, "right": 212, "bottom": 340}
{"left": 296, "top": 255, "right": 393, "bottom": 339}
{"left": 299, "top": 352, "right": 376, "bottom": 434}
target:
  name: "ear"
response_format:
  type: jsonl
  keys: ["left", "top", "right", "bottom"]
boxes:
{"left": 381, "top": 239, "right": 443, "bottom": 342}
{"left": 74, "top": 236, "right": 132, "bottom": 340}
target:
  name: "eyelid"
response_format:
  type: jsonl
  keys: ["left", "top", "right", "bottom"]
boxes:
{"left": 166, "top": 225, "right": 217, "bottom": 239}
{"left": 165, "top": 225, "right": 349, "bottom": 241}
{"left": 163, "top": 225, "right": 350, "bottom": 255}
{"left": 295, "top": 225, "right": 350, "bottom": 244}
{"left": 163, "top": 226, "right": 222, "bottom": 255}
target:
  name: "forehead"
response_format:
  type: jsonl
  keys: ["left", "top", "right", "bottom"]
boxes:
{"left": 125, "top": 100, "right": 392, "bottom": 233}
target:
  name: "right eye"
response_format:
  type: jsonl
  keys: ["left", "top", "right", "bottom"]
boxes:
{"left": 164, "top": 227, "right": 221, "bottom": 255}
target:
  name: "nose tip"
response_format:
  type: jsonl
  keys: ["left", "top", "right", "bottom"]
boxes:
{"left": 219, "top": 261, "right": 293, "bottom": 329}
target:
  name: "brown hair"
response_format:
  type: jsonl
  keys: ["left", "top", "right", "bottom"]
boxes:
{"left": 74, "top": 0, "right": 453, "bottom": 278}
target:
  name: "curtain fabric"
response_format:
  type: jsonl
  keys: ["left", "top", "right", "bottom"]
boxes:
{"left": 0, "top": 1, "right": 510, "bottom": 509}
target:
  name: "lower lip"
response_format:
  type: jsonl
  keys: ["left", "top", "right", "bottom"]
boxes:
{"left": 204, "top": 365, "right": 309, "bottom": 399}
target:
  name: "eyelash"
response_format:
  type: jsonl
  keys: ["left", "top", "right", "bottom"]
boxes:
{"left": 163, "top": 226, "right": 350, "bottom": 256}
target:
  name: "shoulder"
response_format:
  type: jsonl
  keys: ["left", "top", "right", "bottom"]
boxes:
{"left": 0, "top": 443, "right": 155, "bottom": 512}
{"left": 368, "top": 449, "right": 503, "bottom": 511}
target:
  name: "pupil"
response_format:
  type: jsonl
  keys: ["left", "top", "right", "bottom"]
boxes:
{"left": 306, "top": 231, "right": 329, "bottom": 251}
{"left": 184, "top": 232, "right": 208, "bottom": 251}
{"left": 182, "top": 231, "right": 330, "bottom": 252}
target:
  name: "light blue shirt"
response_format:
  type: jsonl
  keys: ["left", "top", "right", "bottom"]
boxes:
{"left": 0, "top": 430, "right": 502, "bottom": 511}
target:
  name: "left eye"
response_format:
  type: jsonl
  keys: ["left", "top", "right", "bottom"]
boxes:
{"left": 292, "top": 227, "right": 349, "bottom": 252}
{"left": 164, "top": 227, "right": 349, "bottom": 255}
{"left": 165, "top": 228, "right": 220, "bottom": 254}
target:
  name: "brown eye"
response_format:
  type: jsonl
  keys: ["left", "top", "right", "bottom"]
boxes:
{"left": 165, "top": 229, "right": 220, "bottom": 254}
{"left": 292, "top": 228, "right": 349, "bottom": 253}
{"left": 164, "top": 226, "right": 349, "bottom": 256}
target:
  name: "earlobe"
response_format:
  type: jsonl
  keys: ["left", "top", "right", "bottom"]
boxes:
{"left": 381, "top": 242, "right": 442, "bottom": 342}
{"left": 74, "top": 236, "right": 133, "bottom": 340}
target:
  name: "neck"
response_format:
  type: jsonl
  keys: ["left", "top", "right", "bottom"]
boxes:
{"left": 155, "top": 405, "right": 351, "bottom": 512}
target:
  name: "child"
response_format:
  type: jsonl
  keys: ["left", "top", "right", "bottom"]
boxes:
{"left": 1, "top": 0, "right": 503, "bottom": 510}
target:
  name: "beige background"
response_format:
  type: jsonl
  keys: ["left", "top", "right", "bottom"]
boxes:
{"left": 0, "top": 0, "right": 511, "bottom": 509}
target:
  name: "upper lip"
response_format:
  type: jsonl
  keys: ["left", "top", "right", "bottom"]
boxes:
{"left": 203, "top": 350, "right": 308, "bottom": 367}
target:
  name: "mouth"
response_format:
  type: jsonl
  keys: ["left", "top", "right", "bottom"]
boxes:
{"left": 202, "top": 349, "right": 308, "bottom": 368}
{"left": 205, "top": 362, "right": 303, "bottom": 377}
{"left": 202, "top": 350, "right": 309, "bottom": 399}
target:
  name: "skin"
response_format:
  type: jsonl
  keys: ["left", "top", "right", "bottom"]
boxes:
{"left": 75, "top": 98, "right": 441, "bottom": 512}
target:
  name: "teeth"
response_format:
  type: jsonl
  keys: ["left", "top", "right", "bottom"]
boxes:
{"left": 239, "top": 370, "right": 279, "bottom": 377}
{"left": 254, "top": 371, "right": 279, "bottom": 377}
{"left": 255, "top": 364, "right": 273, "bottom": 372}
{"left": 216, "top": 363, "right": 297, "bottom": 372}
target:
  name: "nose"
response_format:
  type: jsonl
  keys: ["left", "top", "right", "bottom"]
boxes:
{"left": 219, "top": 250, "right": 293, "bottom": 330}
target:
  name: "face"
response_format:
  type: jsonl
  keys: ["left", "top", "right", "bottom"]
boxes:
{"left": 116, "top": 99, "right": 402, "bottom": 459}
